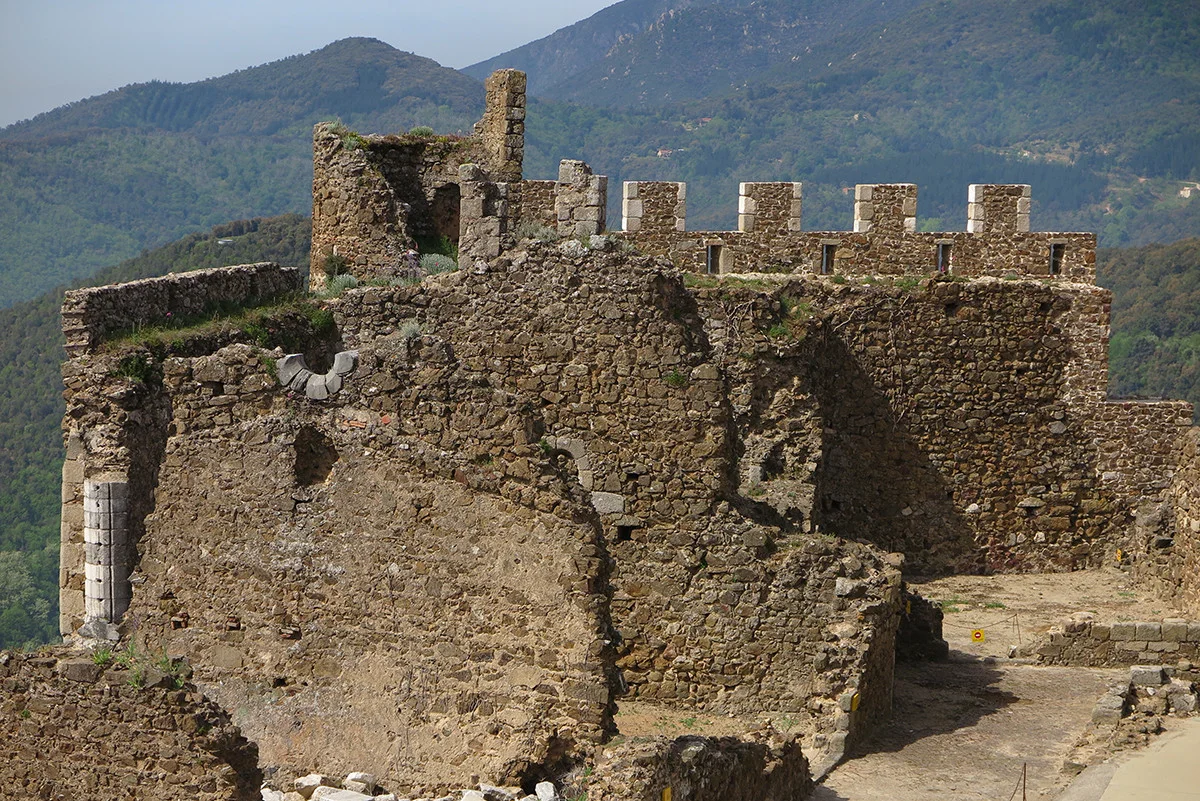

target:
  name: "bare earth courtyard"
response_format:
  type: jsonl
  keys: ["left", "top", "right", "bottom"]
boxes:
{"left": 816, "top": 569, "right": 1184, "bottom": 801}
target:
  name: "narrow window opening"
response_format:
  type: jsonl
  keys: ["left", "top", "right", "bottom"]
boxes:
{"left": 820, "top": 243, "right": 837, "bottom": 275}
{"left": 1049, "top": 243, "right": 1065, "bottom": 275}
{"left": 615, "top": 525, "right": 637, "bottom": 542}
{"left": 705, "top": 244, "right": 723, "bottom": 274}
{"left": 936, "top": 242, "right": 953, "bottom": 274}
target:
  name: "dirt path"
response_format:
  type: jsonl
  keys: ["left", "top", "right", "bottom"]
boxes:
{"left": 815, "top": 570, "right": 1185, "bottom": 801}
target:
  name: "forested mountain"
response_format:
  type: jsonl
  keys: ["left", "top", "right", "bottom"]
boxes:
{"left": 0, "top": 38, "right": 481, "bottom": 308}
{"left": 514, "top": 0, "right": 1200, "bottom": 241}
{"left": 0, "top": 215, "right": 310, "bottom": 649}
{"left": 5, "top": 3, "right": 1200, "bottom": 310}
{"left": 463, "top": 0, "right": 690, "bottom": 94}
{"left": 1101, "top": 238, "right": 1200, "bottom": 403}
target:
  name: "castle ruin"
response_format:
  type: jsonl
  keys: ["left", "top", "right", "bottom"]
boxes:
{"left": 19, "top": 69, "right": 1200, "bottom": 800}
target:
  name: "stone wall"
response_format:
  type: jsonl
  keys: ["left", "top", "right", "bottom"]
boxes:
{"left": 1034, "top": 615, "right": 1200, "bottom": 670}
{"left": 616, "top": 182, "right": 1097, "bottom": 282}
{"left": 520, "top": 180, "right": 557, "bottom": 229}
{"left": 61, "top": 245, "right": 910, "bottom": 791}
{"left": 1137, "top": 429, "right": 1200, "bottom": 614}
{"left": 61, "top": 262, "right": 301, "bottom": 355}
{"left": 585, "top": 735, "right": 812, "bottom": 801}
{"left": 59, "top": 242, "right": 1195, "bottom": 792}
{"left": 310, "top": 126, "right": 488, "bottom": 291}
{"left": 0, "top": 649, "right": 260, "bottom": 800}
{"left": 689, "top": 276, "right": 1191, "bottom": 574}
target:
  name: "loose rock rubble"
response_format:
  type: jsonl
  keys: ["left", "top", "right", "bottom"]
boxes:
{"left": 262, "top": 774, "right": 566, "bottom": 801}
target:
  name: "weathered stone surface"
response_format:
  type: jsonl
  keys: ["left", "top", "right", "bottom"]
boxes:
{"left": 311, "top": 788, "right": 373, "bottom": 801}
{"left": 0, "top": 648, "right": 259, "bottom": 799}
{"left": 296, "top": 775, "right": 338, "bottom": 798}
{"left": 1131, "top": 665, "right": 1168, "bottom": 686}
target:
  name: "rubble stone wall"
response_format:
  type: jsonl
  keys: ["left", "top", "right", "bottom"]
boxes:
{"left": 61, "top": 262, "right": 301, "bottom": 355}
{"left": 0, "top": 650, "right": 260, "bottom": 800}
{"left": 1036, "top": 616, "right": 1200, "bottom": 668}
{"left": 690, "top": 277, "right": 1190, "bottom": 574}
{"left": 585, "top": 735, "right": 813, "bottom": 801}
{"left": 59, "top": 245, "right": 1194, "bottom": 792}
{"left": 1139, "top": 429, "right": 1200, "bottom": 613}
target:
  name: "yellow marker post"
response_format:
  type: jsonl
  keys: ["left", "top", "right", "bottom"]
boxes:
{"left": 851, "top": 692, "right": 861, "bottom": 712}
{"left": 971, "top": 629, "right": 986, "bottom": 643}
{"left": 662, "top": 787, "right": 672, "bottom": 801}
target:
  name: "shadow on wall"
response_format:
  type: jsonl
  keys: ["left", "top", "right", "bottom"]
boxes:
{"left": 849, "top": 652, "right": 1015, "bottom": 758}
{"left": 811, "top": 334, "right": 981, "bottom": 576}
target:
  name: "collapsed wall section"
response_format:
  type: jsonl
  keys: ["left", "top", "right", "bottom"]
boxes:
{"left": 586, "top": 735, "right": 812, "bottom": 801}
{"left": 309, "top": 69, "right": 526, "bottom": 290}
{"left": 0, "top": 649, "right": 260, "bottom": 800}
{"left": 690, "top": 277, "right": 1190, "bottom": 574}
{"left": 1139, "top": 429, "right": 1200, "bottom": 613}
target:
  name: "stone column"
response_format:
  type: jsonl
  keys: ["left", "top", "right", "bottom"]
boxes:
{"left": 59, "top": 433, "right": 86, "bottom": 636}
{"left": 479, "top": 69, "right": 526, "bottom": 183}
{"left": 83, "top": 478, "right": 132, "bottom": 627}
{"left": 458, "top": 164, "right": 510, "bottom": 268}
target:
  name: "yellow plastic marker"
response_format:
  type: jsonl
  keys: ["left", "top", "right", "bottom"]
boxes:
{"left": 851, "top": 692, "right": 861, "bottom": 712}
{"left": 971, "top": 629, "right": 986, "bottom": 643}
{"left": 663, "top": 788, "right": 672, "bottom": 801}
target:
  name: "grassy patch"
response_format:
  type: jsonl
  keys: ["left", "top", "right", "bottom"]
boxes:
{"left": 104, "top": 293, "right": 337, "bottom": 358}
{"left": 664, "top": 370, "right": 690, "bottom": 388}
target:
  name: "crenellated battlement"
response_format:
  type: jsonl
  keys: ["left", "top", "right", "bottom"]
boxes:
{"left": 613, "top": 179, "right": 1094, "bottom": 282}
{"left": 310, "top": 67, "right": 1096, "bottom": 287}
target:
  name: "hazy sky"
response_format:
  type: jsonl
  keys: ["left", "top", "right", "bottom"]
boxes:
{"left": 0, "top": 0, "right": 615, "bottom": 127}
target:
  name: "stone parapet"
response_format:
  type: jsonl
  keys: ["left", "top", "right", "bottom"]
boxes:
{"left": 614, "top": 181, "right": 1096, "bottom": 282}
{"left": 1034, "top": 614, "right": 1200, "bottom": 670}
{"left": 854, "top": 183, "right": 917, "bottom": 234}
{"left": 61, "top": 262, "right": 301, "bottom": 356}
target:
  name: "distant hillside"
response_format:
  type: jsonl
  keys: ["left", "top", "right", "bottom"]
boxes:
{"left": 1100, "top": 237, "right": 1200, "bottom": 405}
{"left": 0, "top": 38, "right": 480, "bottom": 308}
{"left": 535, "top": 0, "right": 927, "bottom": 106}
{"left": 2, "top": 38, "right": 481, "bottom": 141}
{"left": 0, "top": 215, "right": 310, "bottom": 650}
{"left": 508, "top": 0, "right": 1200, "bottom": 242}
{"left": 463, "top": 0, "right": 703, "bottom": 94}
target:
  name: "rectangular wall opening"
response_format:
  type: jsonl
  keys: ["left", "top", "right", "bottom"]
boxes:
{"left": 1049, "top": 243, "right": 1065, "bottom": 275}
{"left": 705, "top": 244, "right": 723, "bottom": 275}
{"left": 820, "top": 243, "right": 837, "bottom": 275}
{"left": 936, "top": 242, "right": 953, "bottom": 274}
